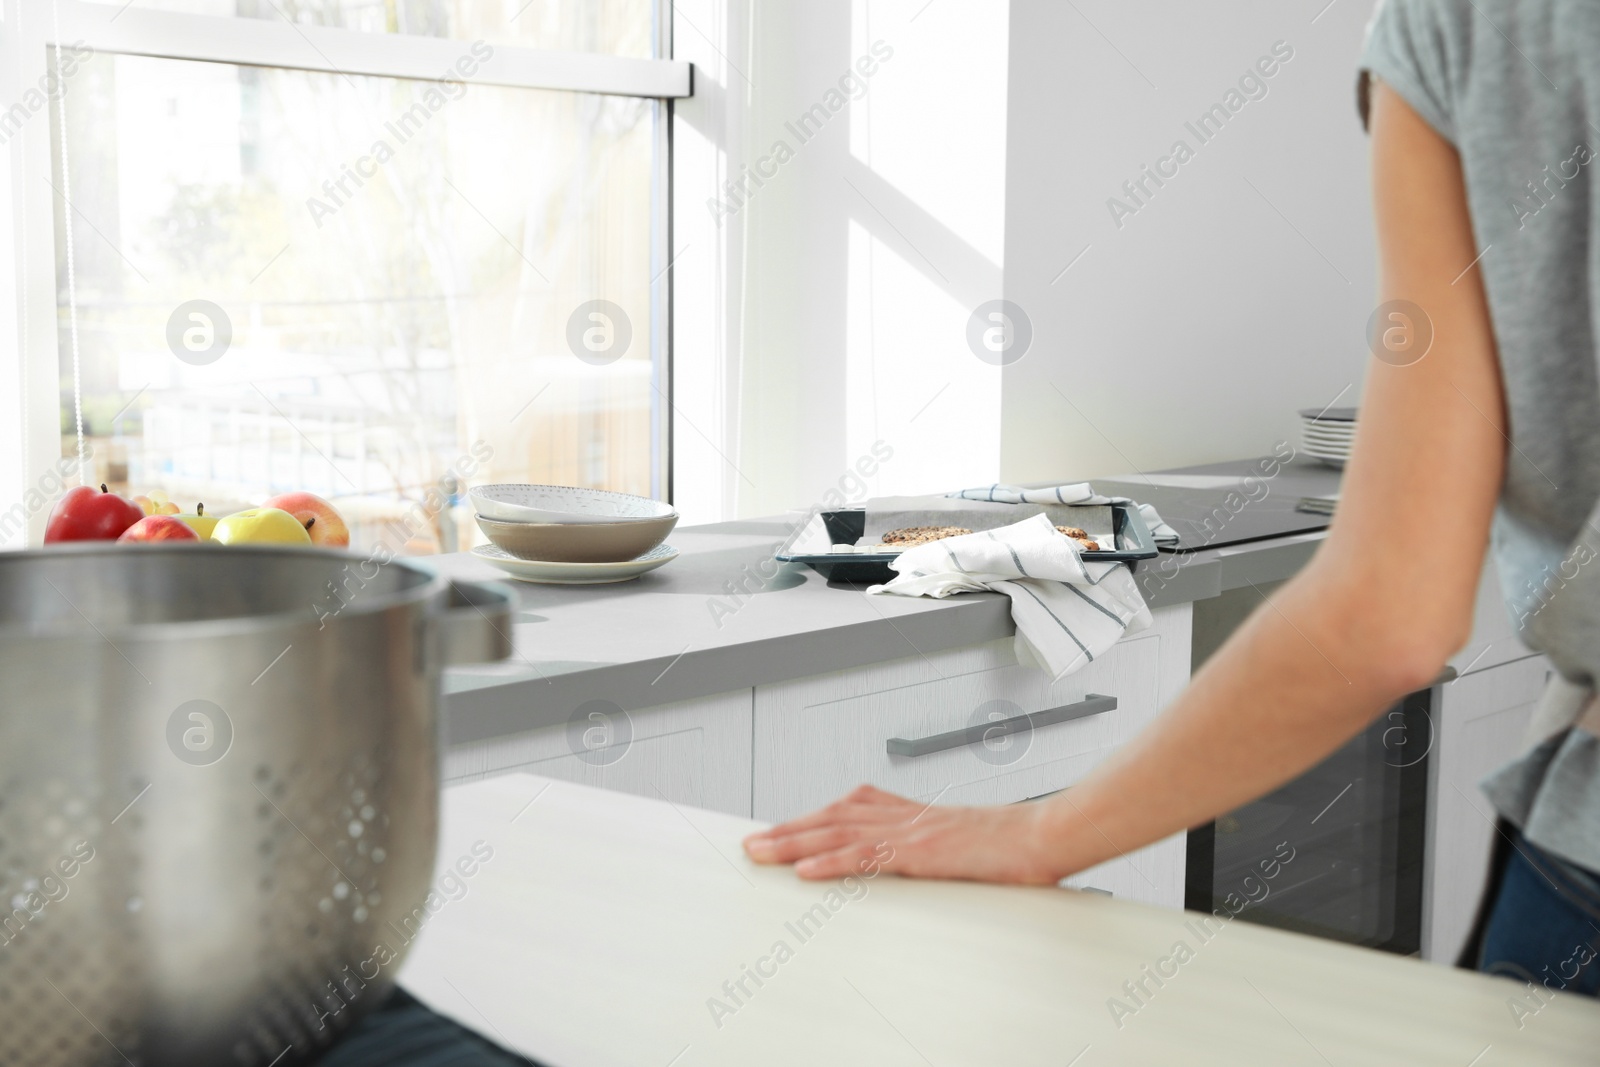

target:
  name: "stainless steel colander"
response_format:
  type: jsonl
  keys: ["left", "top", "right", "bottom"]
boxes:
{"left": 0, "top": 543, "right": 512, "bottom": 1066}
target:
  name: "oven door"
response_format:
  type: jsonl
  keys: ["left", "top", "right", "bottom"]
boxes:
{"left": 1185, "top": 688, "right": 1432, "bottom": 955}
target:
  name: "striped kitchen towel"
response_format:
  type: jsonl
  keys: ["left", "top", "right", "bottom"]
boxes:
{"left": 867, "top": 514, "right": 1151, "bottom": 681}
{"left": 948, "top": 483, "right": 1180, "bottom": 546}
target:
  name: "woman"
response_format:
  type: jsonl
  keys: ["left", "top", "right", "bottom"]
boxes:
{"left": 744, "top": 0, "right": 1600, "bottom": 991}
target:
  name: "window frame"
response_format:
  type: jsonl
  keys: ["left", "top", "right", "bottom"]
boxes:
{"left": 0, "top": 0, "right": 687, "bottom": 545}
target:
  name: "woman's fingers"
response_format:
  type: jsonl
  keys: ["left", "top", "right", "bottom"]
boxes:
{"left": 794, "top": 839, "right": 892, "bottom": 880}
{"left": 742, "top": 800, "right": 1060, "bottom": 885}
{"left": 743, "top": 785, "right": 919, "bottom": 846}
{"left": 846, "top": 783, "right": 911, "bottom": 807}
{"left": 745, "top": 824, "right": 877, "bottom": 864}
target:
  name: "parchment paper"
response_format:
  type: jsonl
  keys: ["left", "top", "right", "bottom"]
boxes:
{"left": 861, "top": 495, "right": 1114, "bottom": 547}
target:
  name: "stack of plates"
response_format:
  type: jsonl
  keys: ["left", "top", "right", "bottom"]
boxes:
{"left": 467, "top": 484, "right": 678, "bottom": 584}
{"left": 1298, "top": 407, "right": 1357, "bottom": 470}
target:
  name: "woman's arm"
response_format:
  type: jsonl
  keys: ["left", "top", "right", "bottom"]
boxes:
{"left": 743, "top": 83, "right": 1510, "bottom": 883}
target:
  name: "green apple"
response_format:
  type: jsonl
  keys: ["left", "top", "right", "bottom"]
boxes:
{"left": 212, "top": 507, "right": 313, "bottom": 546}
{"left": 174, "top": 502, "right": 223, "bottom": 541}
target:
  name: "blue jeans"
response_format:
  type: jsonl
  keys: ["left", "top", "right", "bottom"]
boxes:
{"left": 1478, "top": 830, "right": 1600, "bottom": 999}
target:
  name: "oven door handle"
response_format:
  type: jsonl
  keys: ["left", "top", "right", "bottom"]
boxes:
{"left": 885, "top": 694, "right": 1117, "bottom": 758}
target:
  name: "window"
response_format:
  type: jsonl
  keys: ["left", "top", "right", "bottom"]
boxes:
{"left": 1, "top": 0, "right": 687, "bottom": 550}
{"left": 138, "top": 0, "right": 656, "bottom": 57}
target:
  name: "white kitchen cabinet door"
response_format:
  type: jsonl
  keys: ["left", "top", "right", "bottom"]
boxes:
{"left": 1423, "top": 656, "right": 1549, "bottom": 964}
{"left": 442, "top": 690, "right": 755, "bottom": 817}
{"left": 753, "top": 604, "right": 1192, "bottom": 908}
{"left": 1448, "top": 557, "right": 1537, "bottom": 677}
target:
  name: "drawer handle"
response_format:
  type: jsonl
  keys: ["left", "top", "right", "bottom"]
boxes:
{"left": 885, "top": 694, "right": 1117, "bottom": 759}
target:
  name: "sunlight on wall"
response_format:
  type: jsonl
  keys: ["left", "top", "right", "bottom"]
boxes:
{"left": 671, "top": 0, "right": 1014, "bottom": 521}
{"left": 843, "top": 0, "right": 1008, "bottom": 496}
{"left": 850, "top": 0, "right": 1009, "bottom": 266}
{"left": 845, "top": 220, "right": 998, "bottom": 494}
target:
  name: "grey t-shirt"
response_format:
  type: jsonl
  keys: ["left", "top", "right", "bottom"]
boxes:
{"left": 1362, "top": 0, "right": 1600, "bottom": 873}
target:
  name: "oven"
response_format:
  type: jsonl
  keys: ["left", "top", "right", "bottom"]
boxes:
{"left": 1184, "top": 689, "right": 1433, "bottom": 954}
{"left": 1098, "top": 459, "right": 1433, "bottom": 954}
{"left": 1181, "top": 580, "right": 1434, "bottom": 955}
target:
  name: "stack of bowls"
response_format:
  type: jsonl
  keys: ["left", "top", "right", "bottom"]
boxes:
{"left": 468, "top": 484, "right": 679, "bottom": 584}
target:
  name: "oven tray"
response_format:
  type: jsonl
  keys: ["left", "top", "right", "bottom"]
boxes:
{"left": 778, "top": 503, "right": 1159, "bottom": 585}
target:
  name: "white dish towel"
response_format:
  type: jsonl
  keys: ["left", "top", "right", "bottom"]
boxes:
{"left": 946, "top": 483, "right": 1180, "bottom": 546}
{"left": 867, "top": 514, "right": 1152, "bottom": 681}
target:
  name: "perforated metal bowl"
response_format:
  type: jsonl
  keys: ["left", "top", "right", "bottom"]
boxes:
{"left": 0, "top": 544, "right": 511, "bottom": 1066}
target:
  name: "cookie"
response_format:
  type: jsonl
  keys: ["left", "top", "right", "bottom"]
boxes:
{"left": 881, "top": 525, "right": 972, "bottom": 547}
{"left": 1055, "top": 526, "right": 1100, "bottom": 552}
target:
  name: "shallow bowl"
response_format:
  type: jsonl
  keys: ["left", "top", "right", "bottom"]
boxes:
{"left": 470, "top": 484, "right": 676, "bottom": 525}
{"left": 475, "top": 513, "right": 677, "bottom": 563}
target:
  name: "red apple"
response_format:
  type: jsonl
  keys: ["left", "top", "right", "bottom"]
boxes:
{"left": 117, "top": 515, "right": 202, "bottom": 543}
{"left": 44, "top": 484, "right": 145, "bottom": 543}
{"left": 260, "top": 491, "right": 350, "bottom": 547}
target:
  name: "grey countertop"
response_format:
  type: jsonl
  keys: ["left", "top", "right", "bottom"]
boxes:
{"left": 435, "top": 459, "right": 1341, "bottom": 745}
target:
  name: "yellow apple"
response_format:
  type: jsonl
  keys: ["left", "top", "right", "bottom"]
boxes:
{"left": 134, "top": 491, "right": 179, "bottom": 516}
{"left": 212, "top": 507, "right": 313, "bottom": 546}
{"left": 174, "top": 502, "right": 223, "bottom": 541}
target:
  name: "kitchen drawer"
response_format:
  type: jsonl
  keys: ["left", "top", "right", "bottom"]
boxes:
{"left": 752, "top": 604, "right": 1192, "bottom": 906}
{"left": 443, "top": 689, "right": 754, "bottom": 817}
{"left": 753, "top": 634, "right": 1161, "bottom": 819}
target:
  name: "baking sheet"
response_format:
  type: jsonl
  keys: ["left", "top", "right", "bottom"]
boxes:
{"left": 776, "top": 505, "right": 1158, "bottom": 585}
{"left": 861, "top": 495, "right": 1114, "bottom": 547}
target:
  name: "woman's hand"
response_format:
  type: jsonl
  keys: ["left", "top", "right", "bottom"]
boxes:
{"left": 741, "top": 784, "right": 1065, "bottom": 885}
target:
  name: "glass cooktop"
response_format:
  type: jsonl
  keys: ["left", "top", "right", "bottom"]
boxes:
{"left": 1093, "top": 456, "right": 1340, "bottom": 553}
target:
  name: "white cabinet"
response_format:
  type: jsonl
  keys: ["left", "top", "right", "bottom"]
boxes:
{"left": 1446, "top": 558, "right": 1535, "bottom": 677}
{"left": 1422, "top": 656, "right": 1548, "bottom": 964}
{"left": 1418, "top": 555, "right": 1547, "bottom": 964}
{"left": 751, "top": 604, "right": 1193, "bottom": 908}
{"left": 443, "top": 690, "right": 755, "bottom": 816}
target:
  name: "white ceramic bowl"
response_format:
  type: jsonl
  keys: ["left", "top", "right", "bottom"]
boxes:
{"left": 475, "top": 513, "right": 677, "bottom": 563}
{"left": 470, "top": 484, "right": 677, "bottom": 525}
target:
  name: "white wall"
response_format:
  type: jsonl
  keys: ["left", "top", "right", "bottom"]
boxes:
{"left": 670, "top": 0, "right": 756, "bottom": 526}
{"left": 673, "top": 0, "right": 1380, "bottom": 521}
{"left": 999, "top": 0, "right": 1377, "bottom": 484}
{"left": 672, "top": 0, "right": 1012, "bottom": 524}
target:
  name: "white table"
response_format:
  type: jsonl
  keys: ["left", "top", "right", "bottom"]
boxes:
{"left": 398, "top": 774, "right": 1600, "bottom": 1066}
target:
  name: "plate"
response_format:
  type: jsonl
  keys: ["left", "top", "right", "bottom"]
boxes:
{"left": 470, "top": 483, "right": 677, "bottom": 525}
{"left": 472, "top": 543, "right": 677, "bottom": 584}
{"left": 1301, "top": 441, "right": 1352, "bottom": 457}
{"left": 1298, "top": 406, "right": 1359, "bottom": 423}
